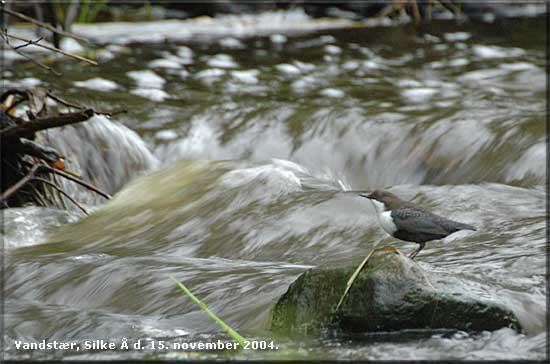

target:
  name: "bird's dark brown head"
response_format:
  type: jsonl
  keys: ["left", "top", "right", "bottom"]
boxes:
{"left": 359, "top": 190, "right": 405, "bottom": 210}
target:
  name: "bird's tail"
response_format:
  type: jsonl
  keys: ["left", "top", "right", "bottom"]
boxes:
{"left": 457, "top": 222, "right": 477, "bottom": 231}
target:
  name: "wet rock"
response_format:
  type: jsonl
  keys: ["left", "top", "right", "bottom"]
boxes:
{"left": 271, "top": 248, "right": 521, "bottom": 335}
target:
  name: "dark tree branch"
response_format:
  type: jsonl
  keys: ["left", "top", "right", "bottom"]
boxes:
{"left": 0, "top": 109, "right": 94, "bottom": 138}
{"left": 1, "top": 89, "right": 31, "bottom": 104}
{"left": 1, "top": 164, "right": 40, "bottom": 202}
{"left": 16, "top": 138, "right": 62, "bottom": 164}
{"left": 1, "top": 162, "right": 110, "bottom": 206}
{"left": 13, "top": 36, "right": 44, "bottom": 50}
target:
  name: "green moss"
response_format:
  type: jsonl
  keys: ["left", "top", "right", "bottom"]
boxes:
{"left": 271, "top": 249, "right": 521, "bottom": 335}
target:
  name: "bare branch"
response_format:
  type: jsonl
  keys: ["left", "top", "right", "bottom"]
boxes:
{"left": 45, "top": 91, "right": 86, "bottom": 110}
{"left": 2, "top": 33, "right": 61, "bottom": 75}
{"left": 33, "top": 177, "right": 89, "bottom": 215}
{"left": 1, "top": 109, "right": 94, "bottom": 138}
{"left": 2, "top": 7, "right": 89, "bottom": 43}
{"left": 46, "top": 91, "right": 128, "bottom": 117}
{"left": 13, "top": 36, "right": 44, "bottom": 50}
{"left": 1, "top": 30, "right": 98, "bottom": 65}
{"left": 40, "top": 164, "right": 111, "bottom": 200}
{"left": 1, "top": 164, "right": 40, "bottom": 202}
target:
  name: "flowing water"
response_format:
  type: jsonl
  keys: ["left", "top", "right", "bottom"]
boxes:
{"left": 2, "top": 12, "right": 546, "bottom": 360}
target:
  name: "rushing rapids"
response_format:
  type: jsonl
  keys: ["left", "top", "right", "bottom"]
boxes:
{"left": 2, "top": 10, "right": 545, "bottom": 361}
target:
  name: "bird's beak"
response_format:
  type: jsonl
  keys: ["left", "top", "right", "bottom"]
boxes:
{"left": 359, "top": 193, "right": 371, "bottom": 199}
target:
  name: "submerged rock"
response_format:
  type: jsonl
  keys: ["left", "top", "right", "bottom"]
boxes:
{"left": 271, "top": 247, "right": 521, "bottom": 334}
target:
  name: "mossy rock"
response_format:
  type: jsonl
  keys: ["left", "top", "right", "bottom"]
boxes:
{"left": 271, "top": 247, "right": 521, "bottom": 335}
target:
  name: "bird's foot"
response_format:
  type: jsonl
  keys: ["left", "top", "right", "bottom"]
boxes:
{"left": 375, "top": 245, "right": 400, "bottom": 254}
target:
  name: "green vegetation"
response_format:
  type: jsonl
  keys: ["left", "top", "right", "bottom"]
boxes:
{"left": 170, "top": 276, "right": 247, "bottom": 349}
{"left": 77, "top": 0, "right": 109, "bottom": 24}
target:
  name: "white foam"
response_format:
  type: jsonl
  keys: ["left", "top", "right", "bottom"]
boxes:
{"left": 362, "top": 60, "right": 380, "bottom": 69}
{"left": 148, "top": 58, "right": 181, "bottom": 69}
{"left": 472, "top": 45, "right": 525, "bottom": 59}
{"left": 176, "top": 45, "right": 194, "bottom": 61}
{"left": 164, "top": 120, "right": 220, "bottom": 161}
{"left": 95, "top": 49, "right": 115, "bottom": 62}
{"left": 127, "top": 70, "right": 165, "bottom": 88}
{"left": 275, "top": 63, "right": 301, "bottom": 75}
{"left": 270, "top": 34, "right": 287, "bottom": 44}
{"left": 155, "top": 130, "right": 178, "bottom": 141}
{"left": 206, "top": 54, "right": 239, "bottom": 69}
{"left": 3, "top": 207, "right": 80, "bottom": 249}
{"left": 500, "top": 62, "right": 536, "bottom": 71}
{"left": 230, "top": 70, "right": 259, "bottom": 84}
{"left": 19, "top": 77, "right": 41, "bottom": 87}
{"left": 342, "top": 60, "right": 359, "bottom": 71}
{"left": 324, "top": 44, "right": 342, "bottom": 55}
{"left": 294, "top": 61, "right": 316, "bottom": 72}
{"left": 74, "top": 77, "right": 119, "bottom": 92}
{"left": 131, "top": 88, "right": 169, "bottom": 102}
{"left": 220, "top": 163, "right": 302, "bottom": 193}
{"left": 60, "top": 38, "right": 85, "bottom": 53}
{"left": 459, "top": 68, "right": 507, "bottom": 82}
{"left": 320, "top": 88, "right": 344, "bottom": 98}
{"left": 69, "top": 9, "right": 355, "bottom": 44}
{"left": 219, "top": 37, "right": 245, "bottom": 49}
{"left": 401, "top": 88, "right": 438, "bottom": 103}
{"left": 448, "top": 58, "right": 470, "bottom": 67}
{"left": 444, "top": 32, "right": 471, "bottom": 42}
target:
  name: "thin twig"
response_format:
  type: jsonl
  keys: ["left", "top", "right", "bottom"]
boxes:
{"left": 47, "top": 168, "right": 68, "bottom": 210}
{"left": 13, "top": 36, "right": 44, "bottom": 50}
{"left": 335, "top": 245, "right": 401, "bottom": 312}
{"left": 1, "top": 31, "right": 98, "bottom": 65}
{"left": 2, "top": 33, "right": 61, "bottom": 75}
{"left": 45, "top": 91, "right": 128, "bottom": 117}
{"left": 27, "top": 178, "right": 51, "bottom": 207}
{"left": 89, "top": 109, "right": 127, "bottom": 117}
{"left": 2, "top": 7, "right": 89, "bottom": 43}
{"left": 1, "top": 164, "right": 40, "bottom": 202}
{"left": 33, "top": 177, "right": 89, "bottom": 215}
{"left": 40, "top": 164, "right": 111, "bottom": 200}
{"left": 1, "top": 162, "right": 109, "bottom": 207}
{"left": 45, "top": 91, "right": 86, "bottom": 110}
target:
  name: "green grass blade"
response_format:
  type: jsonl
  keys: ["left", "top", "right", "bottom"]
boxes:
{"left": 87, "top": 0, "right": 109, "bottom": 23}
{"left": 78, "top": 0, "right": 91, "bottom": 24}
{"left": 170, "top": 276, "right": 247, "bottom": 348}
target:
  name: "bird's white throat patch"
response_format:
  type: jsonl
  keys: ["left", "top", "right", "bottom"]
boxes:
{"left": 379, "top": 211, "right": 397, "bottom": 235}
{"left": 369, "top": 199, "right": 397, "bottom": 235}
{"left": 369, "top": 199, "right": 385, "bottom": 214}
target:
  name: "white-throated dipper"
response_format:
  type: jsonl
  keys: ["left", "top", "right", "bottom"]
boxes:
{"left": 359, "top": 190, "right": 476, "bottom": 259}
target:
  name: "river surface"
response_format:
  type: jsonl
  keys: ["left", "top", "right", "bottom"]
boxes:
{"left": 2, "top": 11, "right": 546, "bottom": 360}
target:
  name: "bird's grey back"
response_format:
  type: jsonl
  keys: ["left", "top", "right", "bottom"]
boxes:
{"left": 391, "top": 205, "right": 476, "bottom": 237}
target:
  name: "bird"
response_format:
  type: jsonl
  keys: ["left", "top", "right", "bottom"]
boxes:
{"left": 359, "top": 190, "right": 476, "bottom": 259}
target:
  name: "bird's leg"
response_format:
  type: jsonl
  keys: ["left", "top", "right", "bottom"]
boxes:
{"left": 408, "top": 242, "right": 425, "bottom": 260}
